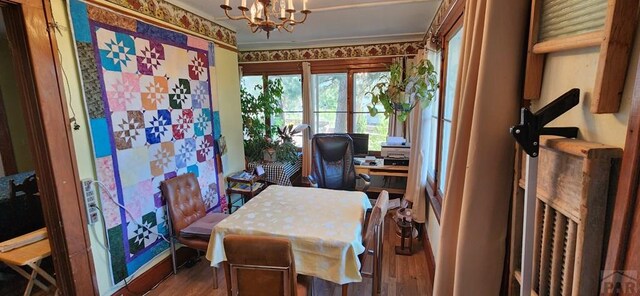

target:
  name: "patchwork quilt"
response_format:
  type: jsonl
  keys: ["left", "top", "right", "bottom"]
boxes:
{"left": 69, "top": 0, "right": 225, "bottom": 283}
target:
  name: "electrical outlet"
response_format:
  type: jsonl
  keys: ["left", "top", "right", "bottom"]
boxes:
{"left": 81, "top": 179, "right": 99, "bottom": 225}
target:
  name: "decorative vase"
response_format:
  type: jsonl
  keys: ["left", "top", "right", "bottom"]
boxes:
{"left": 263, "top": 148, "right": 276, "bottom": 162}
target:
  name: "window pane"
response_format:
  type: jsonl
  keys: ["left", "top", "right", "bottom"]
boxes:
{"left": 241, "top": 75, "right": 263, "bottom": 99}
{"left": 439, "top": 120, "right": 451, "bottom": 193}
{"left": 269, "top": 75, "right": 302, "bottom": 112}
{"left": 354, "top": 72, "right": 389, "bottom": 112}
{"left": 313, "top": 112, "right": 348, "bottom": 133}
{"left": 353, "top": 113, "right": 388, "bottom": 151}
{"left": 353, "top": 71, "right": 390, "bottom": 151}
{"left": 438, "top": 26, "right": 464, "bottom": 195}
{"left": 426, "top": 50, "right": 441, "bottom": 180}
{"left": 444, "top": 27, "right": 464, "bottom": 121}
{"left": 312, "top": 73, "right": 348, "bottom": 133}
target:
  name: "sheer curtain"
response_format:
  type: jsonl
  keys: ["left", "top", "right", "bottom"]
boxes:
{"left": 301, "top": 62, "right": 313, "bottom": 178}
{"left": 404, "top": 50, "right": 431, "bottom": 223}
{"left": 433, "top": 0, "right": 528, "bottom": 294}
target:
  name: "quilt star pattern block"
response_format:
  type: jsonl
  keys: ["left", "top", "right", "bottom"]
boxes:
{"left": 70, "top": 0, "right": 224, "bottom": 284}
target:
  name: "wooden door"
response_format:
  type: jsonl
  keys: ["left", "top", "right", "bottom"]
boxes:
{"left": 0, "top": 0, "right": 98, "bottom": 294}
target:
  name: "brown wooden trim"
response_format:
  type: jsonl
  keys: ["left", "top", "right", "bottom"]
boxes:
{"left": 1, "top": 0, "right": 98, "bottom": 294}
{"left": 425, "top": 181, "right": 442, "bottom": 223}
{"left": 592, "top": 0, "right": 639, "bottom": 113}
{"left": 532, "top": 30, "right": 604, "bottom": 54}
{"left": 111, "top": 248, "right": 198, "bottom": 296}
{"left": 422, "top": 224, "right": 436, "bottom": 295}
{"left": 601, "top": 57, "right": 640, "bottom": 295}
{"left": 347, "top": 71, "right": 354, "bottom": 131}
{"left": 0, "top": 85, "right": 18, "bottom": 175}
{"left": 241, "top": 62, "right": 303, "bottom": 76}
{"left": 523, "top": 0, "right": 545, "bottom": 100}
{"left": 436, "top": 0, "right": 465, "bottom": 39}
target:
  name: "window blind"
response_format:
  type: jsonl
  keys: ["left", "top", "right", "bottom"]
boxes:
{"left": 538, "top": 0, "right": 607, "bottom": 42}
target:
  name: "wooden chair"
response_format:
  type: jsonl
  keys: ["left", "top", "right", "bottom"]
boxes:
{"left": 360, "top": 190, "right": 389, "bottom": 296}
{"left": 160, "top": 173, "right": 228, "bottom": 289}
{"left": 223, "top": 235, "right": 311, "bottom": 296}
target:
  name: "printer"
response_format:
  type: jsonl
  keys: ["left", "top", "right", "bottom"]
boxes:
{"left": 381, "top": 138, "right": 411, "bottom": 166}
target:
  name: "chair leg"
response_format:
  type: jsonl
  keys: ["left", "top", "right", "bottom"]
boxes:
{"left": 211, "top": 266, "right": 218, "bottom": 289}
{"left": 342, "top": 284, "right": 348, "bottom": 296}
{"left": 170, "top": 237, "right": 177, "bottom": 275}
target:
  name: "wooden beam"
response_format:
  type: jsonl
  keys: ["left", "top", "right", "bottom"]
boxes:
{"left": 523, "top": 0, "right": 544, "bottom": 100}
{"left": 531, "top": 31, "right": 604, "bottom": 54}
{"left": 601, "top": 56, "right": 640, "bottom": 296}
{"left": 592, "top": 0, "right": 640, "bottom": 113}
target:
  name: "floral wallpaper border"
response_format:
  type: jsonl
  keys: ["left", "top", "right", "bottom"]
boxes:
{"left": 238, "top": 41, "right": 424, "bottom": 63}
{"left": 99, "top": 0, "right": 237, "bottom": 47}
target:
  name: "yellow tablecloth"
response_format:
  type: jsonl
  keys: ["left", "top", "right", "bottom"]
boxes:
{"left": 206, "top": 185, "right": 372, "bottom": 284}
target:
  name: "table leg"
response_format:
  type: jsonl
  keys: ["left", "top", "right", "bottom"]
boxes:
{"left": 7, "top": 262, "right": 50, "bottom": 293}
{"left": 28, "top": 261, "right": 57, "bottom": 286}
{"left": 342, "top": 284, "right": 348, "bottom": 296}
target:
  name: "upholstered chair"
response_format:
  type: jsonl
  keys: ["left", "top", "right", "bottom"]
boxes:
{"left": 160, "top": 173, "right": 228, "bottom": 289}
{"left": 223, "top": 235, "right": 311, "bottom": 296}
{"left": 308, "top": 134, "right": 370, "bottom": 191}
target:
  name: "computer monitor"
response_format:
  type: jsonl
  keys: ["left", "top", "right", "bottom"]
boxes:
{"left": 348, "top": 133, "right": 369, "bottom": 156}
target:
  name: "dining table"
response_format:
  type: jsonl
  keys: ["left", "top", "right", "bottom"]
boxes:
{"left": 206, "top": 185, "right": 372, "bottom": 286}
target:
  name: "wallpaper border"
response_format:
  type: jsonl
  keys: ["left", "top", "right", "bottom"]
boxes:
{"left": 238, "top": 41, "right": 425, "bottom": 63}
{"left": 89, "top": 0, "right": 237, "bottom": 48}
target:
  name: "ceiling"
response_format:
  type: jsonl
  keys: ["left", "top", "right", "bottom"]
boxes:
{"left": 167, "top": 0, "right": 441, "bottom": 51}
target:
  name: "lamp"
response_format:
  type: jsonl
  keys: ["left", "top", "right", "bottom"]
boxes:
{"left": 220, "top": 0, "right": 311, "bottom": 39}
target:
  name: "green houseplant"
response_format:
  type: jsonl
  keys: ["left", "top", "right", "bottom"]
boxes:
{"left": 241, "top": 79, "right": 299, "bottom": 163}
{"left": 367, "top": 59, "right": 439, "bottom": 121}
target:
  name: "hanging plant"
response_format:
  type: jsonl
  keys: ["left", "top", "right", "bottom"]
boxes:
{"left": 367, "top": 59, "right": 439, "bottom": 122}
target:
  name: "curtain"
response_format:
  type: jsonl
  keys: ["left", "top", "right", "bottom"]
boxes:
{"left": 387, "top": 57, "right": 405, "bottom": 138}
{"left": 433, "top": 0, "right": 528, "bottom": 295}
{"left": 404, "top": 49, "right": 430, "bottom": 223}
{"left": 301, "top": 62, "right": 313, "bottom": 177}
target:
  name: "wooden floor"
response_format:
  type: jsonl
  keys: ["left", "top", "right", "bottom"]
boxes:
{"left": 148, "top": 215, "right": 433, "bottom": 296}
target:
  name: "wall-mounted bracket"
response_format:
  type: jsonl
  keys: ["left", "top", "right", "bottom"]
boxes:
{"left": 511, "top": 88, "right": 580, "bottom": 157}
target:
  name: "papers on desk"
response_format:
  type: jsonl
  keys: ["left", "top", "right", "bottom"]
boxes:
{"left": 0, "top": 228, "right": 47, "bottom": 253}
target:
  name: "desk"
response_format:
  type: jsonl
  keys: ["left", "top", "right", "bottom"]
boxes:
{"left": 354, "top": 158, "right": 409, "bottom": 194}
{"left": 0, "top": 228, "right": 56, "bottom": 295}
{"left": 207, "top": 185, "right": 372, "bottom": 285}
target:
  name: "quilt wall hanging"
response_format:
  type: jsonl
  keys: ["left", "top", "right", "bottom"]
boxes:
{"left": 69, "top": 0, "right": 225, "bottom": 283}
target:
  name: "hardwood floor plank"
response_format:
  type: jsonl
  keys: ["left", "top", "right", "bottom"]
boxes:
{"left": 146, "top": 215, "right": 432, "bottom": 296}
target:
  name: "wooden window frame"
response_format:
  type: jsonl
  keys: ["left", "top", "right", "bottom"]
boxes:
{"left": 524, "top": 0, "right": 639, "bottom": 113}
{"left": 240, "top": 57, "right": 395, "bottom": 153}
{"left": 425, "top": 9, "right": 464, "bottom": 223}
{"left": 1, "top": 0, "right": 98, "bottom": 294}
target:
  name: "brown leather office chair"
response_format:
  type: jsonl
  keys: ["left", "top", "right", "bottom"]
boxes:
{"left": 160, "top": 173, "right": 228, "bottom": 288}
{"left": 360, "top": 191, "right": 389, "bottom": 296}
{"left": 308, "top": 134, "right": 370, "bottom": 191}
{"left": 223, "top": 235, "right": 311, "bottom": 296}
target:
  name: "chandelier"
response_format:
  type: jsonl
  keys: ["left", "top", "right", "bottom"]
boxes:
{"left": 220, "top": 0, "right": 311, "bottom": 39}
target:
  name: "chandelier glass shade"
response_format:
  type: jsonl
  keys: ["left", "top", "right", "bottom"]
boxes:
{"left": 220, "top": 0, "right": 311, "bottom": 39}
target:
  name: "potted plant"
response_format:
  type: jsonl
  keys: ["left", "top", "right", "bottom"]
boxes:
{"left": 367, "top": 59, "right": 439, "bottom": 121}
{"left": 240, "top": 79, "right": 299, "bottom": 164}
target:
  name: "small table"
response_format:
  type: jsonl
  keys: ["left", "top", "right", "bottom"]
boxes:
{"left": 247, "top": 158, "right": 301, "bottom": 186}
{"left": 0, "top": 229, "right": 56, "bottom": 295}
{"left": 225, "top": 172, "right": 267, "bottom": 213}
{"left": 206, "top": 185, "right": 372, "bottom": 285}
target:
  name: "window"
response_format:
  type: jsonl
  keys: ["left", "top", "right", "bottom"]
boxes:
{"left": 426, "top": 22, "right": 464, "bottom": 198}
{"left": 311, "top": 73, "right": 348, "bottom": 134}
{"left": 240, "top": 58, "right": 393, "bottom": 152}
{"left": 270, "top": 75, "right": 303, "bottom": 146}
{"left": 353, "top": 72, "right": 390, "bottom": 151}
{"left": 240, "top": 74, "right": 303, "bottom": 146}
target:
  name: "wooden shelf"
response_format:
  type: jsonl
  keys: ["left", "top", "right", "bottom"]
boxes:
{"left": 367, "top": 187, "right": 405, "bottom": 195}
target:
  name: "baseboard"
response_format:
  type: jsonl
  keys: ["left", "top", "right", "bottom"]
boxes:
{"left": 111, "top": 247, "right": 198, "bottom": 296}
{"left": 423, "top": 224, "right": 436, "bottom": 292}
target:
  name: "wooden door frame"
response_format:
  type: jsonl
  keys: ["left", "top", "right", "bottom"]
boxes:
{"left": 602, "top": 49, "right": 640, "bottom": 295}
{"left": 0, "top": 85, "right": 18, "bottom": 175}
{"left": 1, "top": 0, "right": 98, "bottom": 294}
